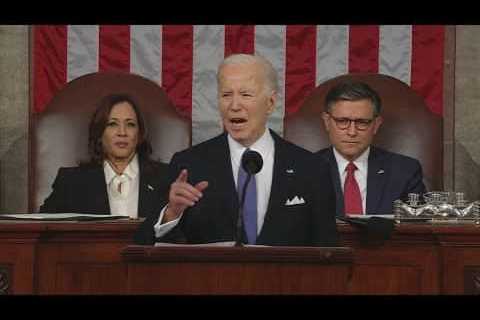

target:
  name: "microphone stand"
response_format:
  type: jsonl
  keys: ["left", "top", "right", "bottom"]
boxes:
{"left": 235, "top": 173, "right": 252, "bottom": 247}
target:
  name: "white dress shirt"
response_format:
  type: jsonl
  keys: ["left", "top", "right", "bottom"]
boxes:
{"left": 154, "top": 129, "right": 275, "bottom": 238}
{"left": 104, "top": 154, "right": 139, "bottom": 218}
{"left": 333, "top": 147, "right": 370, "bottom": 214}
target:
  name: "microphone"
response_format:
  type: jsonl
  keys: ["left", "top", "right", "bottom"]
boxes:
{"left": 241, "top": 150, "right": 263, "bottom": 175}
{"left": 235, "top": 150, "right": 263, "bottom": 246}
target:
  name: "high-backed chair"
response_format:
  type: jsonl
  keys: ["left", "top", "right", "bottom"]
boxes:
{"left": 284, "top": 73, "right": 443, "bottom": 191}
{"left": 31, "top": 72, "right": 190, "bottom": 212}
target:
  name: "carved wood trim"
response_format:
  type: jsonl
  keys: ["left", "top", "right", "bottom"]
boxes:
{"left": 0, "top": 265, "right": 11, "bottom": 295}
{"left": 464, "top": 267, "right": 480, "bottom": 294}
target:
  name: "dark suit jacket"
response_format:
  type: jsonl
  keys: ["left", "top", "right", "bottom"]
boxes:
{"left": 315, "top": 146, "right": 426, "bottom": 216}
{"left": 154, "top": 130, "right": 337, "bottom": 247}
{"left": 39, "top": 158, "right": 169, "bottom": 244}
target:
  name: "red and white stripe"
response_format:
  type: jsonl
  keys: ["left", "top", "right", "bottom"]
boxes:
{"left": 33, "top": 25, "right": 445, "bottom": 145}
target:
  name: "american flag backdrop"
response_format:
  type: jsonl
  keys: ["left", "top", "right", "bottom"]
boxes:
{"left": 33, "top": 25, "right": 445, "bottom": 145}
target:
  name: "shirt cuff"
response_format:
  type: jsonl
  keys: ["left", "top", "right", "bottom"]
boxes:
{"left": 154, "top": 205, "right": 182, "bottom": 238}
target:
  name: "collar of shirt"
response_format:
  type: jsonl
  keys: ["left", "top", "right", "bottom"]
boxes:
{"left": 103, "top": 153, "right": 139, "bottom": 185}
{"left": 333, "top": 146, "right": 370, "bottom": 177}
{"left": 227, "top": 128, "right": 274, "bottom": 180}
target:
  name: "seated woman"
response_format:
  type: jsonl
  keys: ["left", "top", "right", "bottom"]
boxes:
{"left": 39, "top": 94, "right": 169, "bottom": 244}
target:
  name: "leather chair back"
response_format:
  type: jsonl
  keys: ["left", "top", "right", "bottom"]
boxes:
{"left": 31, "top": 72, "right": 190, "bottom": 211}
{"left": 284, "top": 73, "right": 443, "bottom": 191}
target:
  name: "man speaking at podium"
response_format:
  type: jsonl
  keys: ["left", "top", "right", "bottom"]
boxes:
{"left": 141, "top": 54, "right": 337, "bottom": 247}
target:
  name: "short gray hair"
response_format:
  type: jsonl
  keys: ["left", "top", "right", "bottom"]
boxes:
{"left": 217, "top": 53, "right": 279, "bottom": 94}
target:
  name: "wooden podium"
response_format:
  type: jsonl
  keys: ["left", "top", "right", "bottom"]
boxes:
{"left": 122, "top": 245, "right": 353, "bottom": 294}
{"left": 338, "top": 221, "right": 480, "bottom": 294}
{"left": 2, "top": 219, "right": 480, "bottom": 294}
{"left": 0, "top": 220, "right": 139, "bottom": 294}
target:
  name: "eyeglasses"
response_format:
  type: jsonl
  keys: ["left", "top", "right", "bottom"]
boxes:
{"left": 327, "top": 113, "right": 375, "bottom": 131}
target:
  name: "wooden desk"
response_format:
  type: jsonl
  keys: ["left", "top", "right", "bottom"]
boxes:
{"left": 338, "top": 221, "right": 480, "bottom": 294}
{"left": 0, "top": 220, "right": 140, "bottom": 294}
{"left": 122, "top": 245, "right": 353, "bottom": 294}
{"left": 1, "top": 220, "right": 480, "bottom": 294}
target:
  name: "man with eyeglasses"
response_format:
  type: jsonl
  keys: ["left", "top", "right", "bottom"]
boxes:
{"left": 316, "top": 80, "right": 426, "bottom": 216}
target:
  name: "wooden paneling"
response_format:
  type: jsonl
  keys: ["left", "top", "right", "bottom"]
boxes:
{"left": 347, "top": 245, "right": 440, "bottom": 294}
{"left": 36, "top": 242, "right": 129, "bottom": 294}
{"left": 0, "top": 220, "right": 140, "bottom": 294}
{"left": 0, "top": 220, "right": 480, "bottom": 294}
{"left": 339, "top": 222, "right": 480, "bottom": 294}
{"left": 0, "top": 245, "right": 36, "bottom": 294}
{"left": 123, "top": 246, "right": 353, "bottom": 294}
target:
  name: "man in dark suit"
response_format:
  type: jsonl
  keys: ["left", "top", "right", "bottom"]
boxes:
{"left": 316, "top": 80, "right": 426, "bottom": 216}
{"left": 150, "top": 53, "right": 337, "bottom": 246}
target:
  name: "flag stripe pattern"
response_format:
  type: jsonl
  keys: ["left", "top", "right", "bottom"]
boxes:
{"left": 33, "top": 25, "right": 445, "bottom": 145}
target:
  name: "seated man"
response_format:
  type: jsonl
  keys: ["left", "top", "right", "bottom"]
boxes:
{"left": 139, "top": 53, "right": 338, "bottom": 246}
{"left": 316, "top": 80, "right": 426, "bottom": 216}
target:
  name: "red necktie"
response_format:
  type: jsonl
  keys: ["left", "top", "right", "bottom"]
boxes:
{"left": 344, "top": 162, "right": 363, "bottom": 215}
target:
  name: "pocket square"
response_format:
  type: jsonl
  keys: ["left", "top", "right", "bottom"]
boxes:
{"left": 285, "top": 196, "right": 306, "bottom": 206}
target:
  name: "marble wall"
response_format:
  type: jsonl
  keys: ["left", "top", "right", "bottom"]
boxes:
{"left": 0, "top": 26, "right": 29, "bottom": 213}
{"left": 454, "top": 26, "right": 480, "bottom": 201}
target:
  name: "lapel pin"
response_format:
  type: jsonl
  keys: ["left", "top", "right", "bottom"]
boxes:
{"left": 147, "top": 184, "right": 154, "bottom": 191}
{"left": 377, "top": 169, "right": 385, "bottom": 174}
{"left": 286, "top": 169, "right": 294, "bottom": 174}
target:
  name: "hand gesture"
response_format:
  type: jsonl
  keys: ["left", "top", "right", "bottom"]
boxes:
{"left": 163, "top": 169, "right": 208, "bottom": 223}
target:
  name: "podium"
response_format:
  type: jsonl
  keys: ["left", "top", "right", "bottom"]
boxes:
{"left": 338, "top": 221, "right": 480, "bottom": 294}
{"left": 2, "top": 219, "right": 480, "bottom": 294}
{"left": 122, "top": 245, "right": 353, "bottom": 294}
{"left": 0, "top": 220, "right": 139, "bottom": 294}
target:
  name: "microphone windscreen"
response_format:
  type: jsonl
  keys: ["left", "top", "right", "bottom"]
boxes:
{"left": 241, "top": 150, "right": 263, "bottom": 175}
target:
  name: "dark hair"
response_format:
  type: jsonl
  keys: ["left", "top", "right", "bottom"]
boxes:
{"left": 86, "top": 94, "right": 152, "bottom": 165}
{"left": 325, "top": 80, "right": 382, "bottom": 117}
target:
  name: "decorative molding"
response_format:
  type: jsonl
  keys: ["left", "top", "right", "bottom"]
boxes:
{"left": 0, "top": 265, "right": 11, "bottom": 294}
{"left": 443, "top": 25, "right": 455, "bottom": 192}
{"left": 464, "top": 267, "right": 480, "bottom": 294}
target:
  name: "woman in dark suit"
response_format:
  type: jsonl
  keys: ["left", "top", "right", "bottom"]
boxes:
{"left": 39, "top": 94, "right": 169, "bottom": 244}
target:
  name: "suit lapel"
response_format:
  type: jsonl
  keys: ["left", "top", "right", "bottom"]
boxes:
{"left": 212, "top": 134, "right": 239, "bottom": 228}
{"left": 138, "top": 161, "right": 154, "bottom": 218}
{"left": 366, "top": 147, "right": 388, "bottom": 214}
{"left": 262, "top": 132, "right": 286, "bottom": 226}
{"left": 258, "top": 131, "right": 297, "bottom": 242}
{"left": 89, "top": 166, "right": 111, "bottom": 214}
{"left": 324, "top": 148, "right": 344, "bottom": 217}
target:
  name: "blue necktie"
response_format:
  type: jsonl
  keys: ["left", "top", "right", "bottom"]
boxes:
{"left": 238, "top": 152, "right": 257, "bottom": 244}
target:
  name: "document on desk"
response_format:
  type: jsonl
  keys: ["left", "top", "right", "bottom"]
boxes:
{"left": 154, "top": 241, "right": 270, "bottom": 247}
{"left": 0, "top": 213, "right": 130, "bottom": 221}
{"left": 345, "top": 214, "right": 394, "bottom": 219}
{"left": 155, "top": 241, "right": 236, "bottom": 247}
